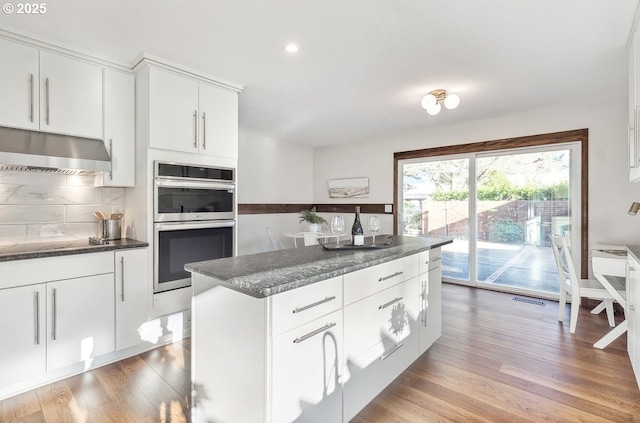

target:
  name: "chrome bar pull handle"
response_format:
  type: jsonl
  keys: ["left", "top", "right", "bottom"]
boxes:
{"left": 29, "top": 73, "right": 34, "bottom": 122}
{"left": 379, "top": 271, "right": 403, "bottom": 282}
{"left": 193, "top": 110, "right": 198, "bottom": 148}
{"left": 51, "top": 288, "right": 57, "bottom": 341}
{"left": 293, "top": 323, "right": 336, "bottom": 344}
{"left": 292, "top": 296, "right": 336, "bottom": 314}
{"left": 45, "top": 77, "right": 50, "bottom": 125}
{"left": 34, "top": 291, "right": 40, "bottom": 345}
{"left": 202, "top": 112, "right": 207, "bottom": 150}
{"left": 379, "top": 296, "right": 403, "bottom": 310}
{"left": 109, "top": 139, "right": 113, "bottom": 180}
{"left": 380, "top": 343, "right": 403, "bottom": 361}
{"left": 120, "top": 256, "right": 125, "bottom": 302}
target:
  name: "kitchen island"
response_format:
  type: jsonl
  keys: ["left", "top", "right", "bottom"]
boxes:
{"left": 186, "top": 235, "right": 452, "bottom": 423}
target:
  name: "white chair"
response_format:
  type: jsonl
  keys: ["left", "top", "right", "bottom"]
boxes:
{"left": 550, "top": 234, "right": 624, "bottom": 333}
{"left": 266, "top": 227, "right": 284, "bottom": 251}
{"left": 293, "top": 232, "right": 327, "bottom": 247}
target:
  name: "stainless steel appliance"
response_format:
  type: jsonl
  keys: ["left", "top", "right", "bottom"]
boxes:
{"left": 153, "top": 161, "right": 235, "bottom": 293}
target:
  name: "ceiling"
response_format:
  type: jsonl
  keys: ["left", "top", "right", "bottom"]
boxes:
{"left": 1, "top": 0, "right": 638, "bottom": 148}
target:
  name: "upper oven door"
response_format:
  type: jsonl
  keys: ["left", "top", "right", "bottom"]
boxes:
{"left": 154, "top": 179, "right": 235, "bottom": 222}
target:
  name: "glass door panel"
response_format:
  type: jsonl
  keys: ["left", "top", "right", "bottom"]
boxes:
{"left": 475, "top": 150, "right": 570, "bottom": 294}
{"left": 402, "top": 159, "right": 470, "bottom": 282}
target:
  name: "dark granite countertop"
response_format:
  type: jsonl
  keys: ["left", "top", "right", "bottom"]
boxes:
{"left": 0, "top": 238, "right": 149, "bottom": 262}
{"left": 626, "top": 245, "right": 640, "bottom": 263}
{"left": 186, "top": 235, "right": 452, "bottom": 298}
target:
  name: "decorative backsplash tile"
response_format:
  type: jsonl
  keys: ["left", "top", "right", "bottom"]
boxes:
{"left": 0, "top": 171, "right": 125, "bottom": 242}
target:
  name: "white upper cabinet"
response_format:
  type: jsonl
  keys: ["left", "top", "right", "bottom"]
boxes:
{"left": 39, "top": 51, "right": 103, "bottom": 139}
{"left": 146, "top": 65, "right": 239, "bottom": 158}
{"left": 199, "top": 81, "right": 239, "bottom": 158}
{"left": 0, "top": 38, "right": 104, "bottom": 139}
{"left": 629, "top": 23, "right": 640, "bottom": 182}
{"left": 98, "top": 69, "right": 135, "bottom": 187}
{"left": 0, "top": 38, "right": 40, "bottom": 130}
{"left": 148, "top": 66, "right": 199, "bottom": 153}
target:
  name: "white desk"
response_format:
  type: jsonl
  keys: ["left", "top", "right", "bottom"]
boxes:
{"left": 591, "top": 247, "right": 627, "bottom": 349}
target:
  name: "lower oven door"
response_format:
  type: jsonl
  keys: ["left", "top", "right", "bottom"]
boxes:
{"left": 154, "top": 220, "right": 235, "bottom": 293}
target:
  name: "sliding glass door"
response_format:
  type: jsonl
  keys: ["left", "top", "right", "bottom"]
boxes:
{"left": 399, "top": 143, "right": 580, "bottom": 298}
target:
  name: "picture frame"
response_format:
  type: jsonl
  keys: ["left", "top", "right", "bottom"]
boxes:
{"left": 328, "top": 177, "right": 369, "bottom": 198}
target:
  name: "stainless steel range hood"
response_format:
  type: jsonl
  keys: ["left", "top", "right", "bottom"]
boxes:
{"left": 0, "top": 126, "right": 111, "bottom": 175}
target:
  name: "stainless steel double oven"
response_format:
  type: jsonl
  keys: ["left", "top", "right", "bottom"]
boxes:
{"left": 153, "top": 161, "right": 235, "bottom": 293}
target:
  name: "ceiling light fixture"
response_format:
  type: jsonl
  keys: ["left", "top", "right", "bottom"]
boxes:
{"left": 285, "top": 44, "right": 299, "bottom": 53}
{"left": 421, "top": 89, "right": 460, "bottom": 116}
{"left": 628, "top": 202, "right": 640, "bottom": 215}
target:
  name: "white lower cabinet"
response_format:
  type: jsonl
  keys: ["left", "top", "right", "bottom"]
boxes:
{"left": 115, "top": 248, "right": 150, "bottom": 350}
{"left": 271, "top": 309, "right": 343, "bottom": 423}
{"left": 47, "top": 273, "right": 115, "bottom": 371}
{"left": 628, "top": 254, "right": 640, "bottom": 388}
{"left": 192, "top": 249, "right": 443, "bottom": 423}
{"left": 419, "top": 248, "right": 443, "bottom": 354}
{"left": 0, "top": 284, "right": 46, "bottom": 388}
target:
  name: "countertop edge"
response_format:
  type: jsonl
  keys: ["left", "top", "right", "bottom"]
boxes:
{"left": 0, "top": 238, "right": 149, "bottom": 262}
{"left": 626, "top": 245, "right": 640, "bottom": 263}
{"left": 188, "top": 236, "right": 453, "bottom": 298}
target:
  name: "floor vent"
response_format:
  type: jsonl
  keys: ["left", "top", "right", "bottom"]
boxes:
{"left": 513, "top": 296, "right": 546, "bottom": 306}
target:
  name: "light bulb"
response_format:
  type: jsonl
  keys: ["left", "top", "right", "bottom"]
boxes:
{"left": 426, "top": 103, "right": 441, "bottom": 115}
{"left": 421, "top": 94, "right": 437, "bottom": 110}
{"left": 444, "top": 93, "right": 460, "bottom": 109}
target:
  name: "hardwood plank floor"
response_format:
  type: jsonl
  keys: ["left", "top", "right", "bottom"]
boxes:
{"left": 2, "top": 284, "right": 639, "bottom": 422}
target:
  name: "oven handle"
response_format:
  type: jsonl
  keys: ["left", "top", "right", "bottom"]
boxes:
{"left": 155, "top": 179, "right": 235, "bottom": 191}
{"left": 155, "top": 220, "right": 236, "bottom": 231}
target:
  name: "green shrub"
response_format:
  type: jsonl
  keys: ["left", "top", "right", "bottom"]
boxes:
{"left": 489, "top": 220, "right": 524, "bottom": 244}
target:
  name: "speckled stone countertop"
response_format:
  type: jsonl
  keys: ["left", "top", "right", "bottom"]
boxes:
{"left": 0, "top": 238, "right": 149, "bottom": 262}
{"left": 626, "top": 245, "right": 640, "bottom": 263}
{"left": 186, "top": 235, "right": 452, "bottom": 298}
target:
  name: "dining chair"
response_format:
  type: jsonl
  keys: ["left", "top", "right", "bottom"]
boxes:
{"left": 266, "top": 227, "right": 284, "bottom": 251}
{"left": 293, "top": 232, "right": 327, "bottom": 247}
{"left": 550, "top": 234, "right": 624, "bottom": 333}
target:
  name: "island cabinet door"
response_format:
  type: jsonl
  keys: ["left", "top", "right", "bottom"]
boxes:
{"left": 271, "top": 309, "right": 343, "bottom": 423}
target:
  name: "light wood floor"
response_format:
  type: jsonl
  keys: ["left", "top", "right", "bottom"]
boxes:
{"left": 2, "top": 283, "right": 639, "bottom": 423}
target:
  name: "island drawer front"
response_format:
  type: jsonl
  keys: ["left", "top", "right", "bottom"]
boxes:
{"left": 0, "top": 252, "right": 114, "bottom": 290}
{"left": 343, "top": 277, "right": 419, "bottom": 361}
{"left": 270, "top": 275, "right": 343, "bottom": 336}
{"left": 344, "top": 254, "right": 418, "bottom": 305}
{"left": 343, "top": 324, "right": 418, "bottom": 422}
{"left": 419, "top": 248, "right": 442, "bottom": 274}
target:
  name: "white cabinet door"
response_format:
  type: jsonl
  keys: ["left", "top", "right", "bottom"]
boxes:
{"left": 0, "top": 38, "right": 39, "bottom": 130}
{"left": 99, "top": 69, "right": 135, "bottom": 187}
{"left": 115, "top": 248, "right": 150, "bottom": 350}
{"left": 39, "top": 51, "right": 103, "bottom": 139}
{"left": 47, "top": 273, "right": 115, "bottom": 371}
{"left": 629, "top": 32, "right": 640, "bottom": 182}
{"left": 0, "top": 284, "right": 46, "bottom": 387}
{"left": 629, "top": 257, "right": 640, "bottom": 382}
{"left": 271, "top": 309, "right": 343, "bottom": 423}
{"left": 199, "top": 82, "right": 238, "bottom": 158}
{"left": 148, "top": 66, "right": 199, "bottom": 153}
{"left": 419, "top": 265, "right": 442, "bottom": 353}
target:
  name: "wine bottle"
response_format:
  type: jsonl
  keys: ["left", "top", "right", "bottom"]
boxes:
{"left": 352, "top": 206, "right": 364, "bottom": 246}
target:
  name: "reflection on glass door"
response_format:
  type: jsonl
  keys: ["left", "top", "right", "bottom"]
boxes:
{"left": 401, "top": 158, "right": 470, "bottom": 282}
{"left": 476, "top": 150, "right": 570, "bottom": 294}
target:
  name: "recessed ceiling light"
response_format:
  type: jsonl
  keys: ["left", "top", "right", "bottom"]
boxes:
{"left": 285, "top": 44, "right": 299, "bottom": 53}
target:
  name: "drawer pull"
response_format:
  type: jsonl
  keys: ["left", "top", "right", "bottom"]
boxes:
{"left": 293, "top": 323, "right": 336, "bottom": 344}
{"left": 380, "top": 342, "right": 403, "bottom": 361}
{"left": 379, "top": 271, "right": 403, "bottom": 282}
{"left": 379, "top": 296, "right": 403, "bottom": 310}
{"left": 432, "top": 257, "right": 442, "bottom": 262}
{"left": 292, "top": 296, "right": 336, "bottom": 314}
{"left": 34, "top": 291, "right": 40, "bottom": 345}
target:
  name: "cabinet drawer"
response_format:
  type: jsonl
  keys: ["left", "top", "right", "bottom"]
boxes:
{"left": 270, "top": 276, "right": 342, "bottom": 336}
{"left": 343, "top": 326, "right": 418, "bottom": 422}
{"left": 344, "top": 255, "right": 418, "bottom": 305}
{"left": 343, "top": 277, "right": 419, "bottom": 360}
{"left": 419, "top": 248, "right": 442, "bottom": 274}
{"left": 0, "top": 252, "right": 114, "bottom": 290}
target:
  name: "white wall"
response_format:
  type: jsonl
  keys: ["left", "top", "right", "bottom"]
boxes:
{"left": 313, "top": 95, "right": 640, "bottom": 247}
{"left": 237, "top": 132, "right": 315, "bottom": 255}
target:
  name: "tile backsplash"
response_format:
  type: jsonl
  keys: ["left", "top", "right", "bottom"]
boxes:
{"left": 0, "top": 171, "right": 124, "bottom": 243}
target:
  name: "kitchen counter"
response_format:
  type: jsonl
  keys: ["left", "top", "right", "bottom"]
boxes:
{"left": 185, "top": 235, "right": 452, "bottom": 298}
{"left": 0, "top": 238, "right": 149, "bottom": 262}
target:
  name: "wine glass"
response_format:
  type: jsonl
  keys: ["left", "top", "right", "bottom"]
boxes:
{"left": 330, "top": 215, "right": 345, "bottom": 246}
{"left": 368, "top": 215, "right": 381, "bottom": 245}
